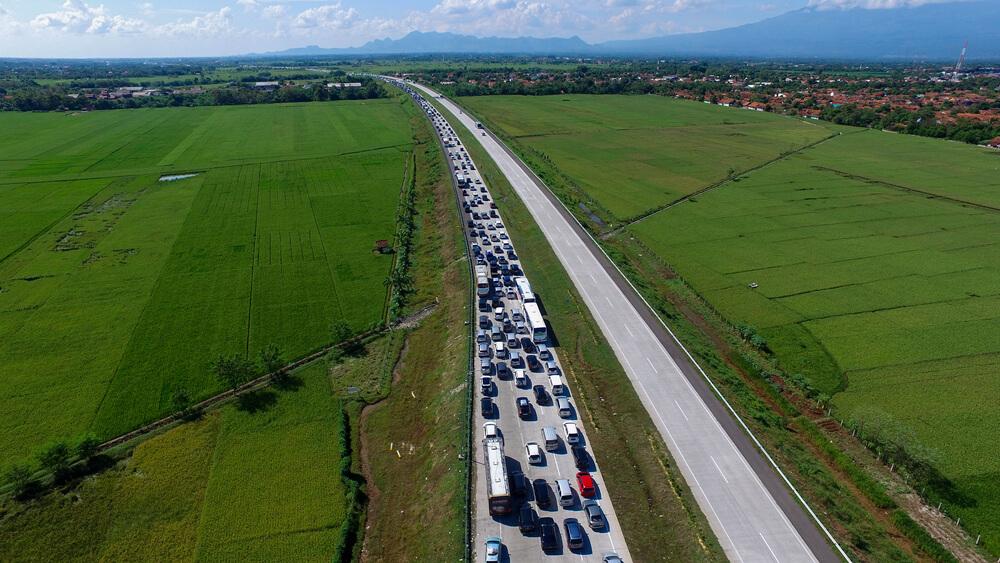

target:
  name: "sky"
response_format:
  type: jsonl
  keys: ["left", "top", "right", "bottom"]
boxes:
{"left": 0, "top": 0, "right": 977, "bottom": 58}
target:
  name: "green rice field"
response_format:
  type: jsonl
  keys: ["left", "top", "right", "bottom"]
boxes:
{"left": 0, "top": 362, "right": 347, "bottom": 562}
{"left": 0, "top": 100, "right": 413, "bottom": 466}
{"left": 465, "top": 95, "right": 1000, "bottom": 553}
{"left": 462, "top": 94, "right": 832, "bottom": 218}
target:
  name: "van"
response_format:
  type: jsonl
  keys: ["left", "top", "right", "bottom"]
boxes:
{"left": 546, "top": 361, "right": 560, "bottom": 375}
{"left": 537, "top": 344, "right": 551, "bottom": 361}
{"left": 549, "top": 375, "right": 565, "bottom": 395}
{"left": 563, "top": 422, "right": 580, "bottom": 444}
{"left": 557, "top": 397, "right": 572, "bottom": 418}
{"left": 555, "top": 478, "right": 574, "bottom": 507}
{"left": 541, "top": 426, "right": 558, "bottom": 451}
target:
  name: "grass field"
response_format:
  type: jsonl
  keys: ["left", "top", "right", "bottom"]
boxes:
{"left": 465, "top": 95, "right": 1000, "bottom": 555}
{"left": 0, "top": 362, "right": 348, "bottom": 562}
{"left": 0, "top": 100, "right": 413, "bottom": 467}
{"left": 461, "top": 94, "right": 833, "bottom": 218}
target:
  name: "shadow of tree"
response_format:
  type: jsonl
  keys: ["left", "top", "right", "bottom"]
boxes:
{"left": 236, "top": 388, "right": 279, "bottom": 414}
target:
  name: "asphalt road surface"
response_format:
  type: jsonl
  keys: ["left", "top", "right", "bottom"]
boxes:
{"left": 407, "top": 80, "right": 845, "bottom": 563}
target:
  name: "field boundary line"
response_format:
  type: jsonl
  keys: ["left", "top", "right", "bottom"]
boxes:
{"left": 97, "top": 328, "right": 387, "bottom": 453}
{"left": 451, "top": 95, "right": 851, "bottom": 561}
{"left": 622, "top": 131, "right": 843, "bottom": 230}
{"left": 812, "top": 165, "right": 1000, "bottom": 213}
{"left": 245, "top": 163, "right": 263, "bottom": 355}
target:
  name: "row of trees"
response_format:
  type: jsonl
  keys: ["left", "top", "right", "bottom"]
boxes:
{"left": 822, "top": 102, "right": 1000, "bottom": 144}
{"left": 3, "top": 433, "right": 101, "bottom": 497}
{"left": 0, "top": 78, "right": 386, "bottom": 113}
{"left": 212, "top": 343, "right": 286, "bottom": 394}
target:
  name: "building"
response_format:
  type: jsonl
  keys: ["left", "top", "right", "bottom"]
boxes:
{"left": 986, "top": 137, "right": 1000, "bottom": 149}
{"left": 253, "top": 81, "right": 280, "bottom": 91}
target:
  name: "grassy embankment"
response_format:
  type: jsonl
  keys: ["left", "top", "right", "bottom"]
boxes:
{"left": 459, "top": 94, "right": 997, "bottom": 560}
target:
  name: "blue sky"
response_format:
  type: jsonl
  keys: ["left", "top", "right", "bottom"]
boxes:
{"left": 0, "top": 0, "right": 973, "bottom": 57}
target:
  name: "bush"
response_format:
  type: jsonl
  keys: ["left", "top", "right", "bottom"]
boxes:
{"left": 73, "top": 433, "right": 101, "bottom": 460}
{"left": 35, "top": 439, "right": 72, "bottom": 479}
{"left": 3, "top": 461, "right": 35, "bottom": 495}
{"left": 891, "top": 509, "right": 959, "bottom": 563}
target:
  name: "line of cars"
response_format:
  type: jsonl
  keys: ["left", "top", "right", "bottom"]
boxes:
{"left": 389, "top": 77, "right": 623, "bottom": 562}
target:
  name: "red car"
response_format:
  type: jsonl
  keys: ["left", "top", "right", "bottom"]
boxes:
{"left": 576, "top": 472, "right": 596, "bottom": 498}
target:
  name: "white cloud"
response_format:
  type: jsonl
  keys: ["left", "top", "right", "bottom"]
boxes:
{"left": 291, "top": 3, "right": 358, "bottom": 29}
{"left": 640, "top": 0, "right": 716, "bottom": 14}
{"left": 262, "top": 5, "right": 288, "bottom": 19}
{"left": 237, "top": 0, "right": 260, "bottom": 12}
{"left": 757, "top": 2, "right": 778, "bottom": 10}
{"left": 154, "top": 7, "right": 233, "bottom": 37}
{"left": 808, "top": 0, "right": 976, "bottom": 8}
{"left": 0, "top": 2, "right": 8, "bottom": 16}
{"left": 432, "top": 0, "right": 518, "bottom": 15}
{"left": 30, "top": 0, "right": 146, "bottom": 35}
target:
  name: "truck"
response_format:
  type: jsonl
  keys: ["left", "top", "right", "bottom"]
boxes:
{"left": 476, "top": 265, "right": 490, "bottom": 296}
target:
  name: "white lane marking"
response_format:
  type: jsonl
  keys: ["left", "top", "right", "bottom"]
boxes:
{"left": 646, "top": 357, "right": 658, "bottom": 374}
{"left": 606, "top": 296, "right": 614, "bottom": 307}
{"left": 711, "top": 456, "right": 730, "bottom": 484}
{"left": 674, "top": 400, "right": 688, "bottom": 421}
{"left": 577, "top": 254, "right": 584, "bottom": 264}
{"left": 760, "top": 533, "right": 780, "bottom": 563}
{"left": 624, "top": 323, "right": 634, "bottom": 338}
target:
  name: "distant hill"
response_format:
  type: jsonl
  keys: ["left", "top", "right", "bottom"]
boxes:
{"left": 599, "top": 1, "right": 1000, "bottom": 60}
{"left": 254, "top": 1, "right": 1000, "bottom": 61}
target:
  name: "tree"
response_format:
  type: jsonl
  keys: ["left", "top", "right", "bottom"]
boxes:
{"left": 171, "top": 386, "right": 191, "bottom": 414}
{"left": 36, "top": 439, "right": 72, "bottom": 479}
{"left": 330, "top": 319, "right": 353, "bottom": 347}
{"left": 212, "top": 353, "right": 258, "bottom": 393}
{"left": 4, "top": 461, "right": 34, "bottom": 495}
{"left": 260, "top": 343, "right": 285, "bottom": 376}
{"left": 73, "top": 433, "right": 101, "bottom": 461}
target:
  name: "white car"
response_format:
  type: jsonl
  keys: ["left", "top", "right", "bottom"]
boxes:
{"left": 484, "top": 422, "right": 500, "bottom": 441}
{"left": 514, "top": 368, "right": 528, "bottom": 388}
{"left": 525, "top": 442, "right": 542, "bottom": 464}
{"left": 564, "top": 422, "right": 581, "bottom": 445}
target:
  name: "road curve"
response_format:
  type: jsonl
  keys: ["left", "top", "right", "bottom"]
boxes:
{"left": 408, "top": 80, "right": 845, "bottom": 563}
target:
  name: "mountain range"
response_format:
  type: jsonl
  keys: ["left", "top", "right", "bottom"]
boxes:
{"left": 256, "top": 1, "right": 1000, "bottom": 61}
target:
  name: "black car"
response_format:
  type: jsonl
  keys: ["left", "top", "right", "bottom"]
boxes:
{"left": 516, "top": 396, "right": 531, "bottom": 419}
{"left": 532, "top": 384, "right": 549, "bottom": 405}
{"left": 510, "top": 470, "right": 527, "bottom": 497}
{"left": 467, "top": 219, "right": 475, "bottom": 228}
{"left": 526, "top": 354, "right": 541, "bottom": 372}
{"left": 481, "top": 397, "right": 494, "bottom": 417}
{"left": 532, "top": 478, "right": 551, "bottom": 508}
{"left": 518, "top": 503, "right": 535, "bottom": 534}
{"left": 571, "top": 445, "right": 590, "bottom": 469}
{"left": 521, "top": 338, "right": 536, "bottom": 354}
{"left": 539, "top": 518, "right": 558, "bottom": 552}
{"left": 479, "top": 315, "right": 490, "bottom": 329}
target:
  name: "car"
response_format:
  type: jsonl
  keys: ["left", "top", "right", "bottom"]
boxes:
{"left": 525, "top": 442, "right": 542, "bottom": 464}
{"left": 526, "top": 355, "right": 541, "bottom": 372}
{"left": 503, "top": 242, "right": 514, "bottom": 252}
{"left": 496, "top": 362, "right": 509, "bottom": 379}
{"left": 532, "top": 384, "right": 549, "bottom": 405}
{"left": 571, "top": 445, "right": 590, "bottom": 469}
{"left": 486, "top": 223, "right": 495, "bottom": 231}
{"left": 602, "top": 553, "right": 624, "bottom": 563}
{"left": 483, "top": 422, "right": 500, "bottom": 441}
{"left": 480, "top": 397, "right": 493, "bottom": 417}
{"left": 539, "top": 518, "right": 558, "bottom": 552}
{"left": 472, "top": 244, "right": 481, "bottom": 255}
{"left": 518, "top": 503, "right": 535, "bottom": 534}
{"left": 576, "top": 472, "right": 596, "bottom": 498}
{"left": 521, "top": 338, "right": 536, "bottom": 354}
{"left": 563, "top": 518, "right": 585, "bottom": 550}
{"left": 537, "top": 343, "right": 550, "bottom": 360}
{"left": 495, "top": 221, "right": 504, "bottom": 229}
{"left": 505, "top": 287, "right": 517, "bottom": 300}
{"left": 480, "top": 358, "right": 492, "bottom": 375}
{"left": 479, "top": 315, "right": 490, "bottom": 329}
{"left": 511, "top": 368, "right": 529, "bottom": 389}
{"left": 510, "top": 470, "right": 527, "bottom": 497}
{"left": 467, "top": 219, "right": 475, "bottom": 228}
{"left": 583, "top": 500, "right": 606, "bottom": 530}
{"left": 564, "top": 422, "right": 581, "bottom": 444}
{"left": 499, "top": 232, "right": 509, "bottom": 240}
{"left": 510, "top": 351, "right": 523, "bottom": 369}
{"left": 532, "top": 478, "right": 551, "bottom": 508}
{"left": 478, "top": 342, "right": 490, "bottom": 357}
{"left": 546, "top": 361, "right": 559, "bottom": 375}
{"left": 480, "top": 376, "right": 492, "bottom": 394}
{"left": 484, "top": 537, "right": 501, "bottom": 563}
{"left": 517, "top": 397, "right": 532, "bottom": 419}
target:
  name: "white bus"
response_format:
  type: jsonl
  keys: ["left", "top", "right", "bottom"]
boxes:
{"left": 456, "top": 173, "right": 466, "bottom": 185}
{"left": 483, "top": 437, "right": 511, "bottom": 515}
{"left": 523, "top": 301, "right": 547, "bottom": 343}
{"left": 514, "top": 276, "right": 534, "bottom": 304}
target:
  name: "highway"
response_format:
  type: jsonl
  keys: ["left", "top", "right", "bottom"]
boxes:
{"left": 393, "top": 81, "right": 633, "bottom": 562}
{"left": 407, "top": 80, "right": 845, "bottom": 563}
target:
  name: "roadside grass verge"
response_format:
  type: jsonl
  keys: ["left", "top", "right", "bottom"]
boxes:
{"left": 358, "top": 87, "right": 470, "bottom": 562}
